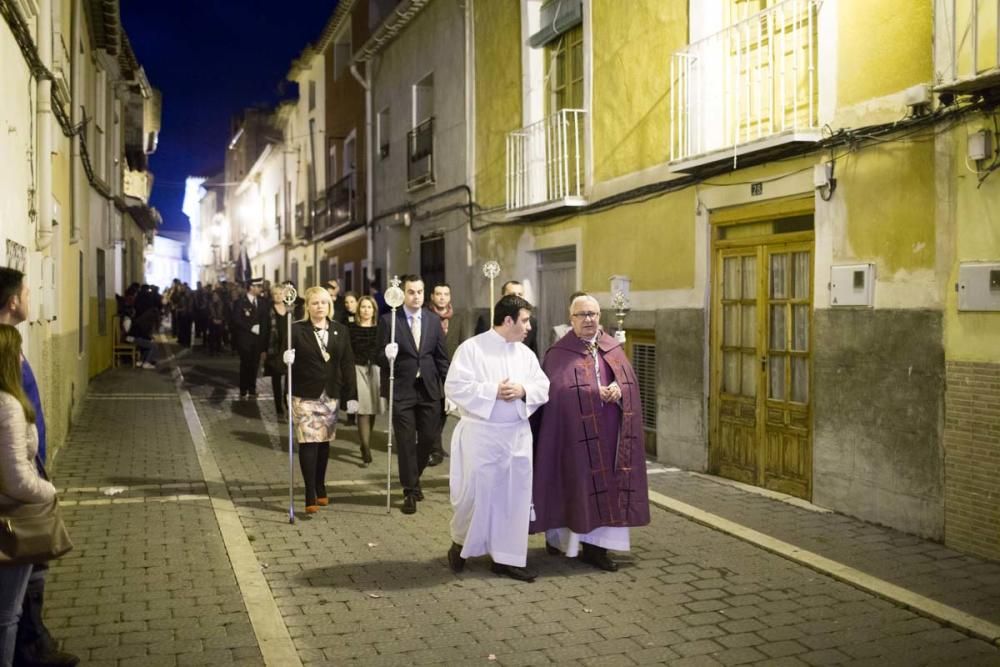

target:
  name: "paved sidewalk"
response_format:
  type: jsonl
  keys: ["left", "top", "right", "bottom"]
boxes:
{"left": 39, "top": 343, "right": 1000, "bottom": 666}
{"left": 645, "top": 470, "right": 1000, "bottom": 627}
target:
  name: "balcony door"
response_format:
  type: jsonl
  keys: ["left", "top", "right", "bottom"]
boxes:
{"left": 544, "top": 25, "right": 583, "bottom": 199}
{"left": 710, "top": 212, "right": 813, "bottom": 499}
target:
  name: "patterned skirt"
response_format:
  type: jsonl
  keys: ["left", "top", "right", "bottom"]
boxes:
{"left": 291, "top": 392, "right": 339, "bottom": 443}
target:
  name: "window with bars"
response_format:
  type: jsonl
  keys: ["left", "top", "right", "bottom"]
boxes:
{"left": 632, "top": 342, "right": 658, "bottom": 433}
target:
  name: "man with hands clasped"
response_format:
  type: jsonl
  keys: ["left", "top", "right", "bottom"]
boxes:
{"left": 444, "top": 294, "right": 549, "bottom": 582}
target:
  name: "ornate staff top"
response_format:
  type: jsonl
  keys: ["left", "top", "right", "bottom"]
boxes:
{"left": 610, "top": 290, "right": 631, "bottom": 316}
{"left": 282, "top": 284, "right": 298, "bottom": 306}
{"left": 384, "top": 275, "right": 405, "bottom": 308}
{"left": 482, "top": 260, "right": 501, "bottom": 280}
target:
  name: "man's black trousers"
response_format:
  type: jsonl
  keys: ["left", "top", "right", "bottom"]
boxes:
{"left": 392, "top": 380, "right": 440, "bottom": 496}
{"left": 238, "top": 348, "right": 260, "bottom": 396}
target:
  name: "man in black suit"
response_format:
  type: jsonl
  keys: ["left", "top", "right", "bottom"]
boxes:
{"left": 376, "top": 275, "right": 450, "bottom": 514}
{"left": 231, "top": 279, "right": 270, "bottom": 399}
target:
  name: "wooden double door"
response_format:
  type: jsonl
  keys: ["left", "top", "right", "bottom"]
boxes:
{"left": 710, "top": 235, "right": 814, "bottom": 499}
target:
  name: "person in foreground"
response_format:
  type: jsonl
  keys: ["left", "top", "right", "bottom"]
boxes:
{"left": 284, "top": 287, "right": 357, "bottom": 513}
{"left": 445, "top": 295, "right": 549, "bottom": 582}
{"left": 0, "top": 269, "right": 77, "bottom": 667}
{"left": 530, "top": 294, "right": 650, "bottom": 572}
{"left": 0, "top": 325, "right": 75, "bottom": 667}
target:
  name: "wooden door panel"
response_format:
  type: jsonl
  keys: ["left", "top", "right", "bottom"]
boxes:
{"left": 762, "top": 244, "right": 812, "bottom": 499}
{"left": 711, "top": 229, "right": 813, "bottom": 500}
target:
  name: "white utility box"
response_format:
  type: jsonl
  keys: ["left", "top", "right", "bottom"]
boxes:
{"left": 830, "top": 264, "right": 875, "bottom": 307}
{"left": 957, "top": 262, "right": 1000, "bottom": 311}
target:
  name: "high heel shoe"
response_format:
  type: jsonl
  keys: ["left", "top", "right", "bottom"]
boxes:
{"left": 361, "top": 446, "right": 373, "bottom": 467}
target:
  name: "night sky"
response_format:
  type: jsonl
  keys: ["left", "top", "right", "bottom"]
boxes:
{"left": 120, "top": 1, "right": 340, "bottom": 235}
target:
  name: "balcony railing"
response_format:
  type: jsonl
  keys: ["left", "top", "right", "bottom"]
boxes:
{"left": 935, "top": 0, "right": 1000, "bottom": 92}
{"left": 326, "top": 172, "right": 357, "bottom": 234}
{"left": 669, "top": 0, "right": 821, "bottom": 169}
{"left": 311, "top": 193, "right": 329, "bottom": 237}
{"left": 407, "top": 117, "right": 435, "bottom": 190}
{"left": 294, "top": 202, "right": 306, "bottom": 240}
{"left": 506, "top": 108, "right": 586, "bottom": 213}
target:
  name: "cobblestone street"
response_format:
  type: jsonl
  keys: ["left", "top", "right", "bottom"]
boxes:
{"left": 40, "top": 345, "right": 1000, "bottom": 666}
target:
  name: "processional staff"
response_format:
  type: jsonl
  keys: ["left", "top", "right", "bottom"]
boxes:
{"left": 483, "top": 260, "right": 501, "bottom": 324}
{"left": 282, "top": 284, "right": 298, "bottom": 524}
{"left": 382, "top": 276, "right": 406, "bottom": 514}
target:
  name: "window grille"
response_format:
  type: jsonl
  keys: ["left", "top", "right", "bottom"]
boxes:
{"left": 632, "top": 342, "right": 658, "bottom": 432}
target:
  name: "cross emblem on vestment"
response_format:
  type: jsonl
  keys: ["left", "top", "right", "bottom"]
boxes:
{"left": 570, "top": 366, "right": 593, "bottom": 416}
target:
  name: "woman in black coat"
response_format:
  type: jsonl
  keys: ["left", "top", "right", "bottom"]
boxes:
{"left": 286, "top": 286, "right": 357, "bottom": 513}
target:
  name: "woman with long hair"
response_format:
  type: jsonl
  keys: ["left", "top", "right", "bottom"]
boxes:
{"left": 0, "top": 324, "right": 55, "bottom": 666}
{"left": 348, "top": 296, "right": 382, "bottom": 466}
{"left": 286, "top": 287, "right": 357, "bottom": 513}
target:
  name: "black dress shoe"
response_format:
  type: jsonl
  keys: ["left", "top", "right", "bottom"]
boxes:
{"left": 580, "top": 543, "right": 618, "bottom": 572}
{"left": 447, "top": 542, "right": 465, "bottom": 573}
{"left": 401, "top": 495, "right": 417, "bottom": 514}
{"left": 490, "top": 562, "right": 536, "bottom": 582}
{"left": 545, "top": 542, "right": 563, "bottom": 556}
{"left": 427, "top": 452, "right": 443, "bottom": 467}
{"left": 412, "top": 488, "right": 424, "bottom": 501}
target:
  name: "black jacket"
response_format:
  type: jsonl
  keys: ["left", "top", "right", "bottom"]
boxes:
{"left": 231, "top": 295, "right": 270, "bottom": 354}
{"left": 289, "top": 319, "right": 357, "bottom": 402}
{"left": 375, "top": 309, "right": 449, "bottom": 403}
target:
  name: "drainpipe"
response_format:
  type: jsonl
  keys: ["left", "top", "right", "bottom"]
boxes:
{"left": 35, "top": 0, "right": 54, "bottom": 250}
{"left": 350, "top": 62, "right": 374, "bottom": 284}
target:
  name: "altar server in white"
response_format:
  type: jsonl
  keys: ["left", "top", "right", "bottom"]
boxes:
{"left": 445, "top": 294, "right": 549, "bottom": 582}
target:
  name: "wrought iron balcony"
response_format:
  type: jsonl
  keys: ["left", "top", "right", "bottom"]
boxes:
{"left": 935, "top": 0, "right": 1000, "bottom": 93}
{"left": 311, "top": 193, "right": 329, "bottom": 237}
{"left": 294, "top": 201, "right": 307, "bottom": 241}
{"left": 669, "top": 0, "right": 822, "bottom": 172}
{"left": 407, "top": 117, "right": 435, "bottom": 190}
{"left": 325, "top": 172, "right": 358, "bottom": 236}
{"left": 505, "top": 108, "right": 586, "bottom": 214}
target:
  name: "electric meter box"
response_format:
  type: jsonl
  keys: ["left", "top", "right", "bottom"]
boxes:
{"left": 830, "top": 264, "right": 875, "bottom": 307}
{"left": 957, "top": 262, "right": 1000, "bottom": 311}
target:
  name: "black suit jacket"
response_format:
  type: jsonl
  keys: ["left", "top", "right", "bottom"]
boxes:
{"left": 289, "top": 320, "right": 357, "bottom": 402}
{"left": 376, "top": 309, "right": 449, "bottom": 403}
{"left": 231, "top": 296, "right": 270, "bottom": 354}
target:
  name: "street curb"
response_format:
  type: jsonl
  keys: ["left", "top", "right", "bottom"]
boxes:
{"left": 171, "top": 364, "right": 304, "bottom": 667}
{"left": 648, "top": 490, "right": 1000, "bottom": 648}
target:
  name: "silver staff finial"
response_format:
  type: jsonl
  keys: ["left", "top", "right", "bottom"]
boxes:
{"left": 482, "top": 260, "right": 501, "bottom": 280}
{"left": 384, "top": 274, "right": 405, "bottom": 308}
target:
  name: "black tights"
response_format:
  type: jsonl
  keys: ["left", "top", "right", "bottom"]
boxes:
{"left": 298, "top": 442, "right": 330, "bottom": 506}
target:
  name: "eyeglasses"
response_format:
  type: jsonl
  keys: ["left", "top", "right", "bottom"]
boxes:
{"left": 571, "top": 312, "right": 599, "bottom": 320}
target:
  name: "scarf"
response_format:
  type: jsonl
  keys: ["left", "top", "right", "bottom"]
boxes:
{"left": 429, "top": 302, "right": 453, "bottom": 335}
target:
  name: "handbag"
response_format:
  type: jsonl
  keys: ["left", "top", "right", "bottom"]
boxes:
{"left": 0, "top": 497, "right": 73, "bottom": 566}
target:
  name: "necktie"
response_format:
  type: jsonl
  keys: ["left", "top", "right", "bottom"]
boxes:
{"left": 411, "top": 315, "right": 421, "bottom": 351}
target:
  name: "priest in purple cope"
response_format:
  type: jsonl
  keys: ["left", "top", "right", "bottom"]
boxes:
{"left": 530, "top": 294, "right": 650, "bottom": 572}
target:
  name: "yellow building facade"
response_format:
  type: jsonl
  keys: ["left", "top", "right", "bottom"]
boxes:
{"left": 466, "top": 0, "right": 1000, "bottom": 559}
